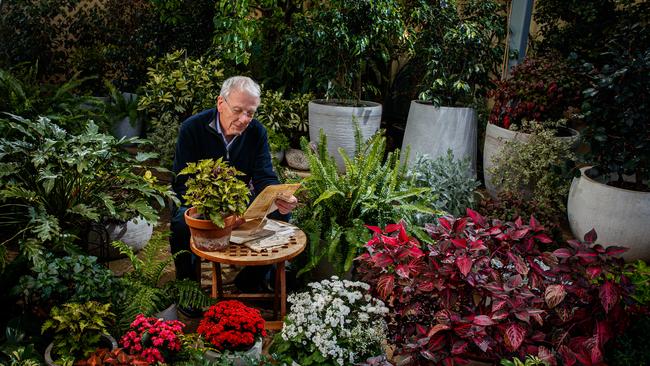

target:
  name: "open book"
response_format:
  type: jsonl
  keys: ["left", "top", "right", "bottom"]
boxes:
{"left": 230, "top": 183, "right": 301, "bottom": 242}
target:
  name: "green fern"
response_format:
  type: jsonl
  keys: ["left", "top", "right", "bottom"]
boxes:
{"left": 111, "top": 231, "right": 211, "bottom": 330}
{"left": 295, "top": 125, "right": 439, "bottom": 276}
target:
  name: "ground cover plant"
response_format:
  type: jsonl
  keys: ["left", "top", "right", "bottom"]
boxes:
{"left": 357, "top": 211, "right": 642, "bottom": 365}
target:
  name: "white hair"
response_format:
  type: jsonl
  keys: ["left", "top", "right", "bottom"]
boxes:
{"left": 220, "top": 76, "right": 261, "bottom": 99}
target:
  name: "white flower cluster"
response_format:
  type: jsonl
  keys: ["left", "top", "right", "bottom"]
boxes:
{"left": 281, "top": 276, "right": 389, "bottom": 366}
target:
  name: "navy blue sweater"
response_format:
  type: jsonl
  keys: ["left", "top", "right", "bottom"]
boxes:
{"left": 172, "top": 108, "right": 279, "bottom": 206}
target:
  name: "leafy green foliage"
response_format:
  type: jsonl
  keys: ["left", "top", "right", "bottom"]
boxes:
{"left": 256, "top": 90, "right": 313, "bottom": 149}
{"left": 489, "top": 121, "right": 577, "bottom": 217}
{"left": 408, "top": 150, "right": 480, "bottom": 221}
{"left": 13, "top": 254, "right": 123, "bottom": 309}
{"left": 41, "top": 301, "right": 115, "bottom": 362}
{"left": 138, "top": 50, "right": 224, "bottom": 167}
{"left": 411, "top": 0, "right": 507, "bottom": 107}
{"left": 533, "top": 0, "right": 623, "bottom": 64}
{"left": 111, "top": 231, "right": 212, "bottom": 333}
{"left": 179, "top": 158, "right": 251, "bottom": 228}
{"left": 0, "top": 115, "right": 178, "bottom": 266}
{"left": 579, "top": 4, "right": 650, "bottom": 188}
{"left": 104, "top": 80, "right": 140, "bottom": 128}
{"left": 0, "top": 66, "right": 109, "bottom": 134}
{"left": 625, "top": 260, "right": 650, "bottom": 305}
{"left": 277, "top": 0, "right": 405, "bottom": 101}
{"left": 293, "top": 127, "right": 435, "bottom": 276}
{"left": 500, "top": 355, "right": 548, "bottom": 366}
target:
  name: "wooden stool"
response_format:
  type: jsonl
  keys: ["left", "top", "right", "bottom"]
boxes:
{"left": 190, "top": 222, "right": 306, "bottom": 330}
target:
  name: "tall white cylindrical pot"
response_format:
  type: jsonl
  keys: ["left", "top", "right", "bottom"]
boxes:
{"left": 567, "top": 167, "right": 650, "bottom": 261}
{"left": 401, "top": 101, "right": 477, "bottom": 177}
{"left": 308, "top": 100, "right": 382, "bottom": 172}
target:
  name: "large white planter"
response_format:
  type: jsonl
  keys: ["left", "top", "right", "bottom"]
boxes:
{"left": 106, "top": 217, "right": 153, "bottom": 252}
{"left": 110, "top": 92, "right": 143, "bottom": 140}
{"left": 567, "top": 167, "right": 650, "bottom": 261}
{"left": 483, "top": 123, "right": 578, "bottom": 198}
{"left": 308, "top": 99, "right": 382, "bottom": 172}
{"left": 45, "top": 333, "right": 117, "bottom": 366}
{"left": 401, "top": 101, "right": 477, "bottom": 177}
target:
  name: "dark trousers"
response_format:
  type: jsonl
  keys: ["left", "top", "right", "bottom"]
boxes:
{"left": 170, "top": 205, "right": 288, "bottom": 290}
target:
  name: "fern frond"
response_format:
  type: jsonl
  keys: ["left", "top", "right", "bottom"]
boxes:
{"left": 171, "top": 279, "right": 215, "bottom": 309}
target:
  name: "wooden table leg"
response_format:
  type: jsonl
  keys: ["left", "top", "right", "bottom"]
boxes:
{"left": 278, "top": 261, "right": 286, "bottom": 319}
{"left": 213, "top": 262, "right": 223, "bottom": 299}
{"left": 273, "top": 264, "right": 280, "bottom": 318}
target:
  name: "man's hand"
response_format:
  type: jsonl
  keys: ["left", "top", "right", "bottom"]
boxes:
{"left": 275, "top": 194, "right": 298, "bottom": 215}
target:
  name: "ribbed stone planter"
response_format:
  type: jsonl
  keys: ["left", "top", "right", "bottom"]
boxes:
{"left": 567, "top": 167, "right": 650, "bottom": 261}
{"left": 204, "top": 338, "right": 263, "bottom": 366}
{"left": 401, "top": 101, "right": 477, "bottom": 177}
{"left": 308, "top": 99, "right": 382, "bottom": 172}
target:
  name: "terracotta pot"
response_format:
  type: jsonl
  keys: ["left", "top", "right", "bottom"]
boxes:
{"left": 184, "top": 207, "right": 238, "bottom": 251}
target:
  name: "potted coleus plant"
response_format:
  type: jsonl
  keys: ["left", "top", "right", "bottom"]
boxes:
{"left": 401, "top": 0, "right": 506, "bottom": 174}
{"left": 180, "top": 158, "right": 250, "bottom": 251}
{"left": 42, "top": 301, "right": 117, "bottom": 366}
{"left": 568, "top": 11, "right": 650, "bottom": 260}
{"left": 199, "top": 300, "right": 266, "bottom": 365}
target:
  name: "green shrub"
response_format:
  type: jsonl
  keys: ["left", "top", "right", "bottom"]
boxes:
{"left": 488, "top": 120, "right": 577, "bottom": 217}
{"left": 13, "top": 254, "right": 123, "bottom": 309}
{"left": 138, "top": 50, "right": 224, "bottom": 167}
{"left": 0, "top": 115, "right": 177, "bottom": 267}
{"left": 408, "top": 150, "right": 480, "bottom": 222}
{"left": 41, "top": 301, "right": 115, "bottom": 363}
{"left": 255, "top": 90, "right": 312, "bottom": 149}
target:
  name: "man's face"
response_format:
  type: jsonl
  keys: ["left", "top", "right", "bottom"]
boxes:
{"left": 217, "top": 90, "right": 260, "bottom": 138}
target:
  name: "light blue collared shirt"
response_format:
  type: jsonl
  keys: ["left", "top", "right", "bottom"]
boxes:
{"left": 210, "top": 111, "right": 238, "bottom": 151}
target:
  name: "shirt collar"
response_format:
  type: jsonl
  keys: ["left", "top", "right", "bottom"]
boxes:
{"left": 210, "top": 110, "right": 238, "bottom": 149}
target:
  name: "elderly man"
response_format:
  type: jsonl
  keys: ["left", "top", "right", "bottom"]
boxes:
{"left": 170, "top": 76, "right": 298, "bottom": 296}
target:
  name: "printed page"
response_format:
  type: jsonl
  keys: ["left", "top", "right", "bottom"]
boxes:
{"left": 242, "top": 183, "right": 301, "bottom": 220}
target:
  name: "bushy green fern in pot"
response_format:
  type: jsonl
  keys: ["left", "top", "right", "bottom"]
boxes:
{"left": 180, "top": 158, "right": 250, "bottom": 251}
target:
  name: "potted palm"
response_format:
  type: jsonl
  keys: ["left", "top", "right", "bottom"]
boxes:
{"left": 180, "top": 158, "right": 250, "bottom": 251}
{"left": 401, "top": 0, "right": 506, "bottom": 176}
{"left": 567, "top": 13, "right": 650, "bottom": 261}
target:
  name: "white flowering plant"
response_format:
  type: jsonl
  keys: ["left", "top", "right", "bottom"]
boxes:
{"left": 270, "top": 276, "right": 390, "bottom": 366}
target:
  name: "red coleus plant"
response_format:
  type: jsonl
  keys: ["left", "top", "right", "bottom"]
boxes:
{"left": 488, "top": 55, "right": 587, "bottom": 130}
{"left": 77, "top": 347, "right": 149, "bottom": 366}
{"left": 197, "top": 300, "right": 266, "bottom": 351}
{"left": 356, "top": 209, "right": 641, "bottom": 366}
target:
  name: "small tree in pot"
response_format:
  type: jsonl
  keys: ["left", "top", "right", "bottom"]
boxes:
{"left": 180, "top": 158, "right": 250, "bottom": 251}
